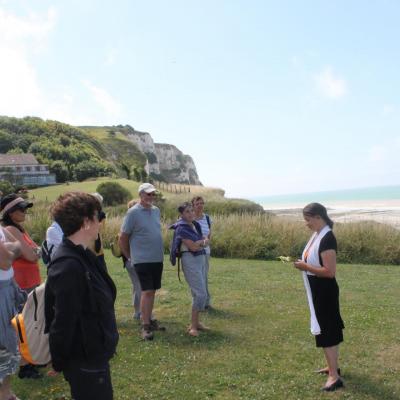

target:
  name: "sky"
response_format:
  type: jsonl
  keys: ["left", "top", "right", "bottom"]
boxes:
{"left": 1, "top": 0, "right": 400, "bottom": 198}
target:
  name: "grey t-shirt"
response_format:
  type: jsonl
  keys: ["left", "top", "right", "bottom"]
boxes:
{"left": 121, "top": 203, "right": 163, "bottom": 264}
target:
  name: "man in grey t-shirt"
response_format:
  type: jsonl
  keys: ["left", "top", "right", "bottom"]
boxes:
{"left": 119, "top": 183, "right": 164, "bottom": 340}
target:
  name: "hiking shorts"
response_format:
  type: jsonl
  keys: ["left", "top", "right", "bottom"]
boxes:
{"left": 134, "top": 262, "right": 163, "bottom": 291}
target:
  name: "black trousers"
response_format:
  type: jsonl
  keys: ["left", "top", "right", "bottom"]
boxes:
{"left": 63, "top": 360, "right": 113, "bottom": 400}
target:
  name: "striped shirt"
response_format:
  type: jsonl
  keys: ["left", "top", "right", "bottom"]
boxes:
{"left": 195, "top": 214, "right": 211, "bottom": 255}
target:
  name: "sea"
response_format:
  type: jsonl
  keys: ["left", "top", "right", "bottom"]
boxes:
{"left": 252, "top": 185, "right": 400, "bottom": 211}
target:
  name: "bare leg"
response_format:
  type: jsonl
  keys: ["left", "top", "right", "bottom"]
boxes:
{"left": 188, "top": 309, "right": 200, "bottom": 336}
{"left": 191, "top": 309, "right": 200, "bottom": 330}
{"left": 0, "top": 375, "right": 12, "bottom": 400}
{"left": 323, "top": 345, "right": 340, "bottom": 386}
{"left": 140, "top": 290, "right": 155, "bottom": 325}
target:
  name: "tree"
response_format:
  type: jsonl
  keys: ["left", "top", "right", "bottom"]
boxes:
{"left": 73, "top": 160, "right": 105, "bottom": 181}
{"left": 131, "top": 166, "right": 148, "bottom": 182}
{"left": 96, "top": 181, "right": 131, "bottom": 206}
{"left": 50, "top": 160, "right": 69, "bottom": 183}
{"left": 0, "top": 130, "right": 13, "bottom": 153}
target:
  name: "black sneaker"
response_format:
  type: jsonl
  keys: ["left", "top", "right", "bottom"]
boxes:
{"left": 150, "top": 319, "right": 166, "bottom": 331}
{"left": 141, "top": 324, "right": 154, "bottom": 341}
{"left": 18, "top": 364, "right": 42, "bottom": 379}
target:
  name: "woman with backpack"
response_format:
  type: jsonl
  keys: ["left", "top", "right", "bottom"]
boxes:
{"left": 0, "top": 194, "right": 42, "bottom": 380}
{"left": 44, "top": 192, "right": 118, "bottom": 400}
{"left": 192, "top": 196, "right": 212, "bottom": 309}
{"left": 170, "top": 202, "right": 210, "bottom": 337}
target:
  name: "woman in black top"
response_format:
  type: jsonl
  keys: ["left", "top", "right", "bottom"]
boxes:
{"left": 294, "top": 203, "right": 344, "bottom": 392}
{"left": 45, "top": 192, "right": 119, "bottom": 400}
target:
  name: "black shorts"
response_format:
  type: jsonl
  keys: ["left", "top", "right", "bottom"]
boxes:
{"left": 134, "top": 262, "right": 163, "bottom": 291}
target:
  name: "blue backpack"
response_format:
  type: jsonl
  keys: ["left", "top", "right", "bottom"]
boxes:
{"left": 169, "top": 220, "right": 203, "bottom": 281}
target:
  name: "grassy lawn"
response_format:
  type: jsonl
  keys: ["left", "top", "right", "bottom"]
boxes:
{"left": 28, "top": 178, "right": 141, "bottom": 202}
{"left": 28, "top": 179, "right": 225, "bottom": 203}
{"left": 12, "top": 253, "right": 400, "bottom": 400}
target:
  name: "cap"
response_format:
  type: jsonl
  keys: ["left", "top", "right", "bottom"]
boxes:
{"left": 0, "top": 194, "right": 33, "bottom": 215}
{"left": 138, "top": 183, "right": 156, "bottom": 194}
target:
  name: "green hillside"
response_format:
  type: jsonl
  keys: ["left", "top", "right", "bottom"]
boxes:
{"left": 0, "top": 116, "right": 146, "bottom": 183}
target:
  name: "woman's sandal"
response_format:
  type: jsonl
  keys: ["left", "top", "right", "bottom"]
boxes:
{"left": 197, "top": 323, "right": 210, "bottom": 331}
{"left": 316, "top": 367, "right": 341, "bottom": 376}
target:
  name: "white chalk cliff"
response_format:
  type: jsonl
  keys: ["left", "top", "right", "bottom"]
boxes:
{"left": 125, "top": 127, "right": 201, "bottom": 185}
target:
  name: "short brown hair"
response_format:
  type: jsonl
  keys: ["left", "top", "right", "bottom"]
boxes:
{"left": 191, "top": 196, "right": 204, "bottom": 205}
{"left": 127, "top": 199, "right": 137, "bottom": 209}
{"left": 51, "top": 192, "right": 101, "bottom": 236}
{"left": 178, "top": 202, "right": 192, "bottom": 214}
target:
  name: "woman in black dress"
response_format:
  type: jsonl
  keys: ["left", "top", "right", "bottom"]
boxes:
{"left": 294, "top": 203, "right": 344, "bottom": 392}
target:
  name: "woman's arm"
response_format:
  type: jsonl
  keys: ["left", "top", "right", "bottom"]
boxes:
{"left": 0, "top": 242, "right": 13, "bottom": 270}
{"left": 182, "top": 238, "right": 209, "bottom": 252}
{"left": 118, "top": 232, "right": 131, "bottom": 261}
{"left": 294, "top": 250, "right": 337, "bottom": 278}
{"left": 4, "top": 226, "right": 40, "bottom": 262}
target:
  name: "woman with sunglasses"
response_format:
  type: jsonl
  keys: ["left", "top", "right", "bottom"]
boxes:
{"left": 0, "top": 231, "right": 25, "bottom": 400}
{"left": 0, "top": 194, "right": 42, "bottom": 379}
{"left": 45, "top": 192, "right": 118, "bottom": 400}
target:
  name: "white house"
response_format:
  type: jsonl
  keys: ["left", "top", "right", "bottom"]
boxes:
{"left": 0, "top": 154, "right": 56, "bottom": 186}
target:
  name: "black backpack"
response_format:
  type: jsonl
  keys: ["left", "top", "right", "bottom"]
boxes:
{"left": 41, "top": 240, "right": 54, "bottom": 267}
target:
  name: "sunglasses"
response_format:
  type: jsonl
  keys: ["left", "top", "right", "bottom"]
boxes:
{"left": 145, "top": 192, "right": 156, "bottom": 197}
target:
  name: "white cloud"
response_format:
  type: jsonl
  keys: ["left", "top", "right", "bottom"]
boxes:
{"left": 0, "top": 7, "right": 57, "bottom": 116}
{"left": 0, "top": 7, "right": 57, "bottom": 49}
{"left": 315, "top": 67, "right": 347, "bottom": 99}
{"left": 83, "top": 80, "right": 123, "bottom": 117}
{"left": 0, "top": 6, "right": 118, "bottom": 125}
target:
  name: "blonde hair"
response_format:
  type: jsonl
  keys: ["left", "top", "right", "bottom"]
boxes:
{"left": 127, "top": 199, "right": 137, "bottom": 209}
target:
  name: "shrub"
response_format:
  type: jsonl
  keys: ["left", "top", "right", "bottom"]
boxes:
{"left": 0, "top": 181, "right": 15, "bottom": 196}
{"left": 96, "top": 181, "right": 131, "bottom": 206}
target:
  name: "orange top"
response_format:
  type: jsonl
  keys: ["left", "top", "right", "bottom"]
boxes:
{"left": 12, "top": 232, "right": 41, "bottom": 289}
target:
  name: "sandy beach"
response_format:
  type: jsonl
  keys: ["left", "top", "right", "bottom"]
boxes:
{"left": 263, "top": 199, "right": 400, "bottom": 228}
